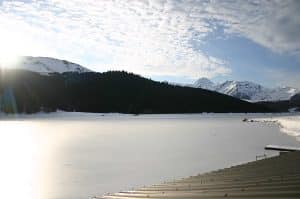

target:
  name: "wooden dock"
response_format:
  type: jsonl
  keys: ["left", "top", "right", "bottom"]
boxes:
{"left": 265, "top": 144, "right": 300, "bottom": 152}
{"left": 98, "top": 151, "right": 300, "bottom": 198}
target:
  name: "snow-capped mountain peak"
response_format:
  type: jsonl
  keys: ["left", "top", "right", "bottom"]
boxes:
{"left": 192, "top": 78, "right": 299, "bottom": 102}
{"left": 216, "top": 81, "right": 265, "bottom": 100}
{"left": 3, "top": 56, "right": 92, "bottom": 74}
{"left": 193, "top": 78, "right": 215, "bottom": 90}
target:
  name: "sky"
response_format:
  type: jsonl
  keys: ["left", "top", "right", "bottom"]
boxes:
{"left": 0, "top": 0, "right": 299, "bottom": 88}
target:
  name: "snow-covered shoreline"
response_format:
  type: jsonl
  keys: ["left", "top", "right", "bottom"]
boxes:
{"left": 0, "top": 111, "right": 285, "bottom": 120}
{"left": 253, "top": 115, "right": 300, "bottom": 141}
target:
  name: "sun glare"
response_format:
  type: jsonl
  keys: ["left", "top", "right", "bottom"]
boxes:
{"left": 0, "top": 122, "right": 38, "bottom": 199}
{"left": 0, "top": 52, "right": 21, "bottom": 69}
{"left": 0, "top": 29, "right": 25, "bottom": 69}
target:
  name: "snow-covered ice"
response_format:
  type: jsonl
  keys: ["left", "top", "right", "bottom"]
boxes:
{"left": 0, "top": 112, "right": 299, "bottom": 199}
{"left": 254, "top": 115, "right": 300, "bottom": 141}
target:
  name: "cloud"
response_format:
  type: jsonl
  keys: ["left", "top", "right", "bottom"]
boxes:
{"left": 205, "top": 0, "right": 300, "bottom": 55}
{"left": 0, "top": 0, "right": 299, "bottom": 79}
{"left": 0, "top": 0, "right": 230, "bottom": 78}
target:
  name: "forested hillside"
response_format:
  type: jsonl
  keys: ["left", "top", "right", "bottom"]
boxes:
{"left": 0, "top": 70, "right": 271, "bottom": 114}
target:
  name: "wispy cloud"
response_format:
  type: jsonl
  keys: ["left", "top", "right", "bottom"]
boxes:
{"left": 206, "top": 0, "right": 300, "bottom": 55}
{"left": 0, "top": 0, "right": 299, "bottom": 79}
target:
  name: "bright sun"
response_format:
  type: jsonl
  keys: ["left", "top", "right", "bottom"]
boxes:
{"left": 0, "top": 29, "right": 25, "bottom": 69}
{"left": 0, "top": 53, "right": 21, "bottom": 68}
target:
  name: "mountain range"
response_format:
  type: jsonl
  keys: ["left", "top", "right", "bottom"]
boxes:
{"left": 2, "top": 56, "right": 299, "bottom": 104}
{"left": 189, "top": 78, "right": 299, "bottom": 102}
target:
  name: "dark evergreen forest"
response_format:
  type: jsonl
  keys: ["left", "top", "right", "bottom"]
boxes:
{"left": 0, "top": 70, "right": 272, "bottom": 114}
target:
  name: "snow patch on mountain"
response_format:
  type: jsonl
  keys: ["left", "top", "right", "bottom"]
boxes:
{"left": 191, "top": 78, "right": 299, "bottom": 102}
{"left": 7, "top": 56, "right": 92, "bottom": 74}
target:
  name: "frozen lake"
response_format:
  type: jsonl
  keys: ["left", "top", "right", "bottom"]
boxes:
{"left": 0, "top": 112, "right": 299, "bottom": 199}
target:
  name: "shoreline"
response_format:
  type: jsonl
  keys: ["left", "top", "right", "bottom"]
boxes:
{"left": 0, "top": 110, "right": 298, "bottom": 118}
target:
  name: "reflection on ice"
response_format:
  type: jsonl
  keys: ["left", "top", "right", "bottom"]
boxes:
{"left": 0, "top": 122, "right": 42, "bottom": 199}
